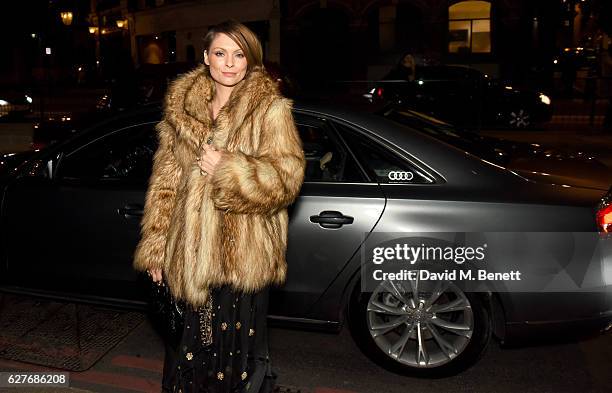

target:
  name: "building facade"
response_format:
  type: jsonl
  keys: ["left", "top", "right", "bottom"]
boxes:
{"left": 85, "top": 0, "right": 585, "bottom": 86}
{"left": 89, "top": 0, "right": 281, "bottom": 67}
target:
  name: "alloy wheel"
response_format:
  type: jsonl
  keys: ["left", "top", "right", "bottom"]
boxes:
{"left": 366, "top": 278, "right": 474, "bottom": 368}
{"left": 508, "top": 109, "right": 531, "bottom": 128}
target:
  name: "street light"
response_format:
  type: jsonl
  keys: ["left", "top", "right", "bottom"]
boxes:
{"left": 116, "top": 19, "right": 127, "bottom": 29}
{"left": 60, "top": 11, "right": 73, "bottom": 26}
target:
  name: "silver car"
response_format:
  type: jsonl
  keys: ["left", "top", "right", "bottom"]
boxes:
{"left": 1, "top": 102, "right": 611, "bottom": 377}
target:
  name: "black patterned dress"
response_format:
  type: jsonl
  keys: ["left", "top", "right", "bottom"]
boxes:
{"left": 161, "top": 284, "right": 276, "bottom": 393}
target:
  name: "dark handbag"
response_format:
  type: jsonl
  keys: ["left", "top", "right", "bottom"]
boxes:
{"left": 148, "top": 278, "right": 186, "bottom": 346}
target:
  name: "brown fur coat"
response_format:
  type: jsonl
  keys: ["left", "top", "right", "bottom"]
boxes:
{"left": 132, "top": 65, "right": 306, "bottom": 307}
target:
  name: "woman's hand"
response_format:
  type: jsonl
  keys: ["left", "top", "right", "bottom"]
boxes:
{"left": 147, "top": 268, "right": 163, "bottom": 284}
{"left": 196, "top": 144, "right": 224, "bottom": 176}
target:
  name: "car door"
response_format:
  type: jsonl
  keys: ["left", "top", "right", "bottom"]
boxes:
{"left": 270, "top": 112, "right": 386, "bottom": 318}
{"left": 2, "top": 120, "right": 158, "bottom": 301}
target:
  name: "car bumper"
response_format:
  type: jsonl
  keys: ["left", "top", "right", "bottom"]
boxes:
{"left": 500, "top": 291, "right": 612, "bottom": 344}
{"left": 503, "top": 310, "right": 612, "bottom": 345}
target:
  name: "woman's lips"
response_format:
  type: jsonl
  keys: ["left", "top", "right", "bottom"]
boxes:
{"left": 222, "top": 72, "right": 236, "bottom": 77}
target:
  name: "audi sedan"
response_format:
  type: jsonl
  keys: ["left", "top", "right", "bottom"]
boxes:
{"left": 0, "top": 101, "right": 610, "bottom": 377}
{"left": 369, "top": 65, "right": 553, "bottom": 129}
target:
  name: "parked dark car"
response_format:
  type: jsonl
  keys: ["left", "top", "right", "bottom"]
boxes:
{"left": 0, "top": 88, "right": 33, "bottom": 120}
{"left": 0, "top": 102, "right": 610, "bottom": 378}
{"left": 553, "top": 46, "right": 600, "bottom": 97}
{"left": 368, "top": 65, "right": 553, "bottom": 129}
{"left": 0, "top": 150, "right": 37, "bottom": 176}
{"left": 553, "top": 47, "right": 599, "bottom": 74}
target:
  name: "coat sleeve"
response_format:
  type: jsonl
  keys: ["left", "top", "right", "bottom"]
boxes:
{"left": 210, "top": 97, "right": 306, "bottom": 215}
{"left": 133, "top": 120, "right": 182, "bottom": 272}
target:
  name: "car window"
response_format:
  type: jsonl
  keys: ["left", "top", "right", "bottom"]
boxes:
{"left": 379, "top": 107, "right": 510, "bottom": 166}
{"left": 335, "top": 123, "right": 434, "bottom": 184}
{"left": 296, "top": 122, "right": 365, "bottom": 183}
{"left": 59, "top": 122, "right": 158, "bottom": 182}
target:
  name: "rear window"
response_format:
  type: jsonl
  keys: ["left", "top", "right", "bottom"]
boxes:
{"left": 378, "top": 107, "right": 510, "bottom": 166}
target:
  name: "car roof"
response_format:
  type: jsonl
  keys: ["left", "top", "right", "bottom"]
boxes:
{"left": 34, "top": 98, "right": 600, "bottom": 205}
{"left": 294, "top": 99, "right": 520, "bottom": 185}
{"left": 54, "top": 98, "right": 524, "bottom": 189}
{"left": 89, "top": 98, "right": 510, "bottom": 183}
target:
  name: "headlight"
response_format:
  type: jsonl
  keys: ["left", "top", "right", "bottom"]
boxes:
{"left": 0, "top": 100, "right": 8, "bottom": 106}
{"left": 539, "top": 93, "right": 551, "bottom": 105}
{"left": 25, "top": 95, "right": 32, "bottom": 104}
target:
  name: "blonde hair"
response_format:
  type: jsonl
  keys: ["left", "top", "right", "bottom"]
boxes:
{"left": 203, "top": 20, "right": 264, "bottom": 72}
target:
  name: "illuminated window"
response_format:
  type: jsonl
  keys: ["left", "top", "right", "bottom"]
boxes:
{"left": 448, "top": 1, "right": 491, "bottom": 54}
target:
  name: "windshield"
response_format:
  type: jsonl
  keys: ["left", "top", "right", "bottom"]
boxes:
{"left": 377, "top": 107, "right": 510, "bottom": 166}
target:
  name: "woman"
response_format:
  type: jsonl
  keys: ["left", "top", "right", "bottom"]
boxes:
{"left": 384, "top": 53, "right": 416, "bottom": 82}
{"left": 379, "top": 53, "right": 417, "bottom": 105}
{"left": 132, "top": 20, "right": 306, "bottom": 392}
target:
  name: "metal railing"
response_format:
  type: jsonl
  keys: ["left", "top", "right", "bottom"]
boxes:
{"left": 548, "top": 76, "right": 612, "bottom": 130}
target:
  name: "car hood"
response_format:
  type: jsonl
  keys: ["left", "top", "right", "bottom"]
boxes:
{"left": 471, "top": 136, "right": 611, "bottom": 191}
{"left": 0, "top": 150, "right": 37, "bottom": 176}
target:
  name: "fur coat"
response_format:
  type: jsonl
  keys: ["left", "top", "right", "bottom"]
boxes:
{"left": 132, "top": 65, "right": 306, "bottom": 307}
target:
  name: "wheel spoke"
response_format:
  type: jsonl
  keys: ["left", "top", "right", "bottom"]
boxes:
{"left": 371, "top": 315, "right": 410, "bottom": 337}
{"left": 408, "top": 273, "right": 420, "bottom": 307}
{"left": 367, "top": 299, "right": 405, "bottom": 316}
{"left": 389, "top": 322, "right": 415, "bottom": 359}
{"left": 430, "top": 316, "right": 472, "bottom": 337}
{"left": 430, "top": 297, "right": 471, "bottom": 314}
{"left": 382, "top": 280, "right": 411, "bottom": 306}
{"left": 423, "top": 280, "right": 449, "bottom": 310}
{"left": 416, "top": 322, "right": 430, "bottom": 366}
{"left": 427, "top": 322, "right": 458, "bottom": 359}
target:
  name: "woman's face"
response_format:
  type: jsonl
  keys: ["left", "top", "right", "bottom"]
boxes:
{"left": 204, "top": 33, "right": 248, "bottom": 87}
{"left": 401, "top": 55, "right": 414, "bottom": 68}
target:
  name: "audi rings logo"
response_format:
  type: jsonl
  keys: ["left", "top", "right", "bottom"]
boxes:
{"left": 387, "top": 171, "right": 414, "bottom": 181}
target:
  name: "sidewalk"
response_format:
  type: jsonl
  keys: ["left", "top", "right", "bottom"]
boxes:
{"left": 0, "top": 122, "right": 32, "bottom": 154}
{"left": 0, "top": 293, "right": 338, "bottom": 393}
{"left": 547, "top": 97, "right": 610, "bottom": 130}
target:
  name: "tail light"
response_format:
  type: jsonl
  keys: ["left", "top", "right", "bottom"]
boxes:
{"left": 597, "top": 188, "right": 612, "bottom": 233}
{"left": 376, "top": 87, "right": 384, "bottom": 98}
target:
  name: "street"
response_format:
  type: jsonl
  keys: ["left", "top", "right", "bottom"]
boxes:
{"left": 0, "top": 293, "right": 610, "bottom": 393}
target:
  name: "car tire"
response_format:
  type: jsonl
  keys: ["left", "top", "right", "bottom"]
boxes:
{"left": 507, "top": 108, "right": 532, "bottom": 129}
{"left": 348, "top": 278, "right": 492, "bottom": 378}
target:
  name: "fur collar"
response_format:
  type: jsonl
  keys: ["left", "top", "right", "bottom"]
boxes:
{"left": 162, "top": 65, "right": 280, "bottom": 149}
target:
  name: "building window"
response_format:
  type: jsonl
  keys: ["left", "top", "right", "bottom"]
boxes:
{"left": 448, "top": 1, "right": 491, "bottom": 54}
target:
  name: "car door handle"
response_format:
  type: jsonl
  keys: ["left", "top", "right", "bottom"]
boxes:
{"left": 118, "top": 204, "right": 144, "bottom": 219}
{"left": 309, "top": 211, "right": 354, "bottom": 229}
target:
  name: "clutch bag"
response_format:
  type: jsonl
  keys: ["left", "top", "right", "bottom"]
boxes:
{"left": 149, "top": 279, "right": 186, "bottom": 346}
